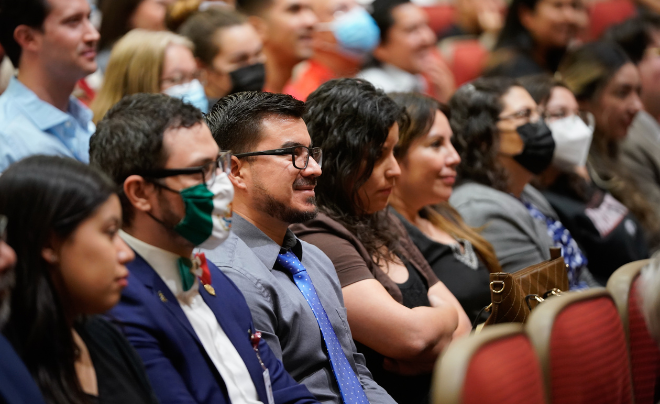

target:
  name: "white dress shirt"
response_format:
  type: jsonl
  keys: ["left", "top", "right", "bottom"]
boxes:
{"left": 120, "top": 230, "right": 262, "bottom": 404}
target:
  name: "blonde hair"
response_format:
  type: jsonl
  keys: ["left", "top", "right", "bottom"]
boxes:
{"left": 91, "top": 29, "right": 194, "bottom": 123}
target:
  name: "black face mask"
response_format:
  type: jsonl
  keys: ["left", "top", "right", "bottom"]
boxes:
{"left": 229, "top": 63, "right": 266, "bottom": 94}
{"left": 513, "top": 121, "right": 556, "bottom": 175}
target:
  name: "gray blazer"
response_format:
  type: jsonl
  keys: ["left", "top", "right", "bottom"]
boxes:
{"left": 449, "top": 182, "right": 553, "bottom": 273}
{"left": 622, "top": 111, "right": 660, "bottom": 231}
{"left": 202, "top": 214, "right": 395, "bottom": 404}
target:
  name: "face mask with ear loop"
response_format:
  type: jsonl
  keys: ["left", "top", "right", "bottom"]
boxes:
{"left": 507, "top": 120, "right": 556, "bottom": 175}
{"left": 547, "top": 112, "right": 594, "bottom": 170}
{"left": 315, "top": 7, "right": 381, "bottom": 59}
{"left": 148, "top": 173, "right": 234, "bottom": 250}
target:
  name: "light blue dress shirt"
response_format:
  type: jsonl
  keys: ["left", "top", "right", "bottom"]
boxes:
{"left": 0, "top": 76, "right": 95, "bottom": 172}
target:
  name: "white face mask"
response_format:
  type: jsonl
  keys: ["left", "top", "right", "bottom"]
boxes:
{"left": 548, "top": 114, "right": 594, "bottom": 170}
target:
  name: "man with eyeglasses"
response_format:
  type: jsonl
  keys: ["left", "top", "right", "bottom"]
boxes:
{"left": 89, "top": 93, "right": 319, "bottom": 404}
{"left": 202, "top": 92, "right": 395, "bottom": 404}
{"left": 0, "top": 215, "right": 48, "bottom": 404}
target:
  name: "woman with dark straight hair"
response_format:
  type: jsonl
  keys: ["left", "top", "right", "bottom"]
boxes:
{"left": 518, "top": 74, "right": 649, "bottom": 284}
{"left": 292, "top": 78, "right": 470, "bottom": 404}
{"left": 485, "top": 0, "right": 587, "bottom": 78}
{"left": 388, "top": 92, "right": 500, "bottom": 324}
{"left": 557, "top": 41, "right": 660, "bottom": 251}
{"left": 0, "top": 156, "right": 158, "bottom": 404}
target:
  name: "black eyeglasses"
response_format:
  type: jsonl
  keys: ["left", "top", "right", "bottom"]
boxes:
{"left": 234, "top": 146, "right": 322, "bottom": 170}
{"left": 141, "top": 151, "right": 232, "bottom": 186}
{"left": 0, "top": 215, "right": 6, "bottom": 242}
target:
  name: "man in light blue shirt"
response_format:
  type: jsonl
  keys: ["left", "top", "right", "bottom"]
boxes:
{"left": 0, "top": 0, "right": 100, "bottom": 172}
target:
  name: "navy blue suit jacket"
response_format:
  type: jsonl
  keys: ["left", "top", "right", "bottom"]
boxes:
{"left": 0, "top": 334, "right": 46, "bottom": 404}
{"left": 106, "top": 253, "right": 319, "bottom": 404}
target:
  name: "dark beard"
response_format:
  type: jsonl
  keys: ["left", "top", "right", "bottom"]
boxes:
{"left": 253, "top": 175, "right": 319, "bottom": 224}
{"left": 0, "top": 268, "right": 15, "bottom": 329}
{"left": 259, "top": 193, "right": 318, "bottom": 224}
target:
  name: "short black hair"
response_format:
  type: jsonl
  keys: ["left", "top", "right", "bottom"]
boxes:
{"left": 205, "top": 91, "right": 305, "bottom": 154}
{"left": 0, "top": 0, "right": 51, "bottom": 66}
{"left": 370, "top": 0, "right": 409, "bottom": 43}
{"left": 236, "top": 0, "right": 272, "bottom": 16}
{"left": 89, "top": 93, "right": 205, "bottom": 225}
{"left": 604, "top": 13, "right": 660, "bottom": 65}
{"left": 178, "top": 8, "right": 247, "bottom": 66}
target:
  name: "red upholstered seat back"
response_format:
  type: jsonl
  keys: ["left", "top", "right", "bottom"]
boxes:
{"left": 462, "top": 334, "right": 546, "bottom": 404}
{"left": 586, "top": 0, "right": 637, "bottom": 40}
{"left": 447, "top": 39, "right": 489, "bottom": 87}
{"left": 628, "top": 277, "right": 660, "bottom": 404}
{"left": 548, "top": 296, "right": 632, "bottom": 404}
{"left": 422, "top": 4, "right": 455, "bottom": 36}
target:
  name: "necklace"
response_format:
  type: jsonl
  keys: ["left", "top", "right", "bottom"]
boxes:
{"left": 449, "top": 238, "right": 479, "bottom": 270}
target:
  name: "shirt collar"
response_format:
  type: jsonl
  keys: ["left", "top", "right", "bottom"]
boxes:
{"left": 6, "top": 76, "right": 93, "bottom": 131}
{"left": 381, "top": 63, "right": 425, "bottom": 92}
{"left": 120, "top": 229, "right": 192, "bottom": 296}
{"left": 230, "top": 213, "right": 303, "bottom": 269}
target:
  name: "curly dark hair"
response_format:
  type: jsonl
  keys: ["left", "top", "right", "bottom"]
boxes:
{"left": 449, "top": 77, "right": 518, "bottom": 192}
{"left": 304, "top": 78, "right": 409, "bottom": 264}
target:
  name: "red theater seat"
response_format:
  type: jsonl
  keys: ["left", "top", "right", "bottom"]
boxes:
{"left": 432, "top": 323, "right": 547, "bottom": 404}
{"left": 443, "top": 39, "right": 489, "bottom": 87}
{"left": 526, "top": 288, "right": 633, "bottom": 404}
{"left": 587, "top": 0, "right": 637, "bottom": 40}
{"left": 608, "top": 260, "right": 660, "bottom": 404}
{"left": 422, "top": 4, "right": 455, "bottom": 36}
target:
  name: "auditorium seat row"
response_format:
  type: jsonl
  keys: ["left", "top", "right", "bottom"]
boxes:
{"left": 431, "top": 260, "right": 660, "bottom": 404}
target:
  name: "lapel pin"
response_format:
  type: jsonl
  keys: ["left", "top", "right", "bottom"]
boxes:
{"left": 158, "top": 291, "right": 168, "bottom": 302}
{"left": 204, "top": 284, "right": 216, "bottom": 296}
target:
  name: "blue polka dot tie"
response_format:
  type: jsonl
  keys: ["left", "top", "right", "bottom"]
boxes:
{"left": 277, "top": 251, "right": 370, "bottom": 404}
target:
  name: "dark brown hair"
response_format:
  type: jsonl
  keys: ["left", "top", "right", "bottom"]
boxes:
{"left": 389, "top": 92, "right": 501, "bottom": 273}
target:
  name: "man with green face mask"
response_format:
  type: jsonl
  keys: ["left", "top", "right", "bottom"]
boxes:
{"left": 89, "top": 93, "right": 319, "bottom": 404}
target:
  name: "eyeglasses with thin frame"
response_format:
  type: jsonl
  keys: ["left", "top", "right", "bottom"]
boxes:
{"left": 234, "top": 146, "right": 323, "bottom": 170}
{"left": 0, "top": 215, "right": 6, "bottom": 243}
{"left": 498, "top": 107, "right": 542, "bottom": 122}
{"left": 141, "top": 151, "right": 232, "bottom": 186}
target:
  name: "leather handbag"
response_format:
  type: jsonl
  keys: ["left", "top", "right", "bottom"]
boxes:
{"left": 483, "top": 248, "right": 568, "bottom": 326}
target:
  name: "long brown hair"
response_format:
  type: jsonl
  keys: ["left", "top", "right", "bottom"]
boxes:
{"left": 390, "top": 92, "right": 501, "bottom": 272}
{"left": 558, "top": 42, "right": 660, "bottom": 247}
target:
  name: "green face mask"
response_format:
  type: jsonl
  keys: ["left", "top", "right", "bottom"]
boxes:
{"left": 171, "top": 173, "right": 234, "bottom": 249}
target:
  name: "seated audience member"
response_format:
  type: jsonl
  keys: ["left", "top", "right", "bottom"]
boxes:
{"left": 179, "top": 8, "right": 266, "bottom": 110}
{"left": 357, "top": 0, "right": 454, "bottom": 102}
{"left": 202, "top": 92, "right": 395, "bottom": 404}
{"left": 92, "top": 29, "right": 207, "bottom": 122}
{"left": 558, "top": 41, "right": 660, "bottom": 251}
{"left": 388, "top": 92, "right": 500, "bottom": 323}
{"left": 97, "top": 0, "right": 175, "bottom": 72}
{"left": 438, "top": 0, "right": 505, "bottom": 43}
{"left": 519, "top": 74, "right": 649, "bottom": 285}
{"left": 0, "top": 156, "right": 159, "bottom": 404}
{"left": 640, "top": 252, "right": 660, "bottom": 345}
{"left": 283, "top": 0, "right": 380, "bottom": 100}
{"left": 0, "top": 0, "right": 99, "bottom": 172}
{"left": 0, "top": 215, "right": 47, "bottom": 404}
{"left": 449, "top": 77, "right": 598, "bottom": 288}
{"left": 606, "top": 14, "right": 660, "bottom": 244}
{"left": 90, "top": 93, "right": 318, "bottom": 404}
{"left": 236, "top": 0, "right": 317, "bottom": 93}
{"left": 293, "top": 78, "right": 470, "bottom": 404}
{"left": 485, "top": 0, "right": 587, "bottom": 78}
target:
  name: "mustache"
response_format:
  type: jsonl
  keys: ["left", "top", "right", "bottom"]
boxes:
{"left": 293, "top": 177, "right": 317, "bottom": 188}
